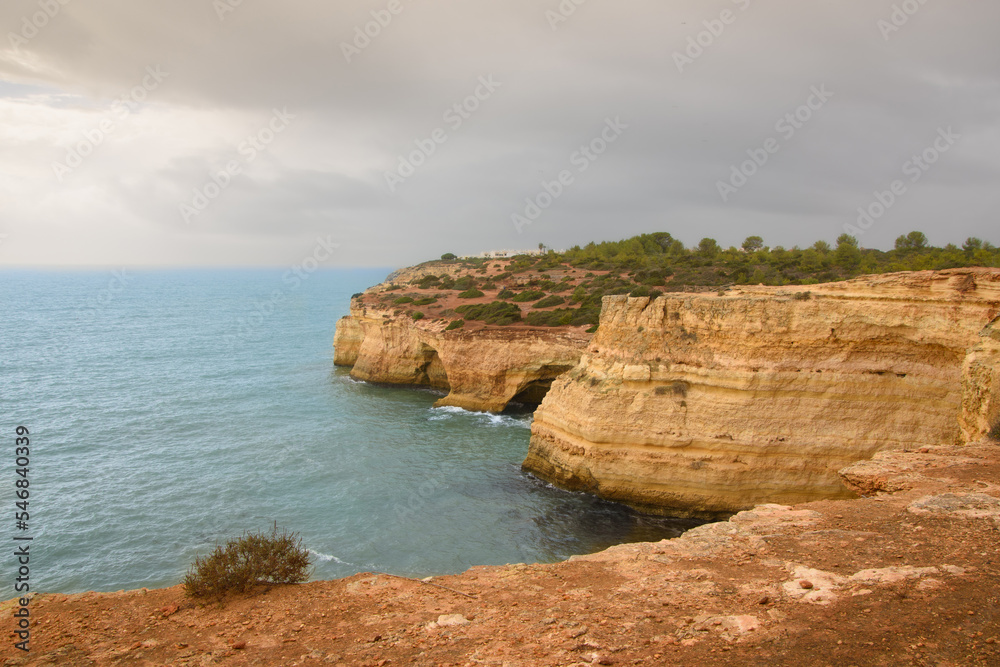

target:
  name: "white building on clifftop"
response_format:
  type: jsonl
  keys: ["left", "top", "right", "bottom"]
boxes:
{"left": 464, "top": 249, "right": 547, "bottom": 259}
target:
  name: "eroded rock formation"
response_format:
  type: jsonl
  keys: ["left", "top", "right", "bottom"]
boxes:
{"left": 525, "top": 269, "right": 1000, "bottom": 519}
{"left": 334, "top": 300, "right": 588, "bottom": 412}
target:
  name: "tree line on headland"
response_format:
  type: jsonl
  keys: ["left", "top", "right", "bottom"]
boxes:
{"left": 382, "top": 231, "right": 999, "bottom": 330}
{"left": 501, "top": 231, "right": 1000, "bottom": 288}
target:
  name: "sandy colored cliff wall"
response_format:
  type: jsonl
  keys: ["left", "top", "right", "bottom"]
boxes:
{"left": 334, "top": 301, "right": 588, "bottom": 412}
{"left": 524, "top": 269, "right": 1000, "bottom": 519}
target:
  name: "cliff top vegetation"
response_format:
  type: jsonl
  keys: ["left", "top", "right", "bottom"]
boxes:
{"left": 363, "top": 232, "right": 999, "bottom": 330}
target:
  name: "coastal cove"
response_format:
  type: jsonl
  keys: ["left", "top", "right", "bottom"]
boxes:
{"left": 0, "top": 268, "right": 695, "bottom": 595}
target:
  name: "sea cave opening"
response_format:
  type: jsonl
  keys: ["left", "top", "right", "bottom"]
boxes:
{"left": 416, "top": 345, "right": 450, "bottom": 390}
{"left": 510, "top": 378, "right": 554, "bottom": 407}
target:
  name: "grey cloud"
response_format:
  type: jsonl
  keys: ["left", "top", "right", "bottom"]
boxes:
{"left": 0, "top": 0, "right": 998, "bottom": 266}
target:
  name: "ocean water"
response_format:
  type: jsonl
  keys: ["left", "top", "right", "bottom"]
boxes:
{"left": 0, "top": 269, "right": 697, "bottom": 594}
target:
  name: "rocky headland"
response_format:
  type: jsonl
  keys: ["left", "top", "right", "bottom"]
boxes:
{"left": 526, "top": 268, "right": 1000, "bottom": 519}
{"left": 338, "top": 265, "right": 1000, "bottom": 519}
{"left": 334, "top": 297, "right": 588, "bottom": 412}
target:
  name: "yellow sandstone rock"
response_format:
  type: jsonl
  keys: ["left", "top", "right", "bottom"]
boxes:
{"left": 524, "top": 269, "right": 1000, "bottom": 519}
{"left": 336, "top": 267, "right": 1000, "bottom": 518}
{"left": 334, "top": 300, "right": 587, "bottom": 412}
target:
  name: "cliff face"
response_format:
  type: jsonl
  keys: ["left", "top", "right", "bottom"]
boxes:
{"left": 525, "top": 269, "right": 1000, "bottom": 519}
{"left": 334, "top": 301, "right": 588, "bottom": 412}
{"left": 961, "top": 316, "right": 1000, "bottom": 442}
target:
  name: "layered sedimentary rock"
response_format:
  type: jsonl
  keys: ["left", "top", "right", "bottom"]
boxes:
{"left": 334, "top": 301, "right": 588, "bottom": 412}
{"left": 960, "top": 316, "right": 1000, "bottom": 443}
{"left": 525, "top": 269, "right": 1000, "bottom": 519}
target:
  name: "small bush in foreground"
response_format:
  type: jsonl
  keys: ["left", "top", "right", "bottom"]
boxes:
{"left": 457, "top": 288, "right": 485, "bottom": 299}
{"left": 445, "top": 319, "right": 465, "bottom": 331}
{"left": 184, "top": 526, "right": 311, "bottom": 599}
{"left": 412, "top": 311, "right": 425, "bottom": 320}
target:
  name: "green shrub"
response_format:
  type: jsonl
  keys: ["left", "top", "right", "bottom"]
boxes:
{"left": 458, "top": 288, "right": 485, "bottom": 299}
{"left": 454, "top": 276, "right": 476, "bottom": 291}
{"left": 497, "top": 288, "right": 516, "bottom": 300}
{"left": 792, "top": 291, "right": 812, "bottom": 301}
{"left": 445, "top": 319, "right": 465, "bottom": 331}
{"left": 441, "top": 253, "right": 457, "bottom": 260}
{"left": 415, "top": 275, "right": 442, "bottom": 289}
{"left": 533, "top": 295, "right": 566, "bottom": 308}
{"left": 629, "top": 286, "right": 653, "bottom": 297}
{"left": 414, "top": 297, "right": 438, "bottom": 306}
{"left": 393, "top": 296, "right": 414, "bottom": 304}
{"left": 526, "top": 309, "right": 572, "bottom": 326}
{"left": 455, "top": 301, "right": 522, "bottom": 325}
{"left": 525, "top": 306, "right": 598, "bottom": 327}
{"left": 184, "top": 525, "right": 311, "bottom": 599}
{"left": 411, "top": 311, "right": 425, "bottom": 320}
{"left": 511, "top": 290, "right": 546, "bottom": 302}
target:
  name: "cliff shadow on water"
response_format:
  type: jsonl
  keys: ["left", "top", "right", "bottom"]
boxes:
{"left": 329, "top": 367, "right": 705, "bottom": 570}
{"left": 338, "top": 267, "right": 1000, "bottom": 525}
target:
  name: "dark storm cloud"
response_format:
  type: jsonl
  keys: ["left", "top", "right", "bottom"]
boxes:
{"left": 1, "top": 0, "right": 998, "bottom": 266}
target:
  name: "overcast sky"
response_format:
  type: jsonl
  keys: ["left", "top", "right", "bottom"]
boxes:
{"left": 0, "top": 0, "right": 997, "bottom": 268}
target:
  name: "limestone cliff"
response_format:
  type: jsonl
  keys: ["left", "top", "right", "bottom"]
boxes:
{"left": 524, "top": 269, "right": 1000, "bottom": 519}
{"left": 334, "top": 300, "right": 588, "bottom": 412}
{"left": 960, "top": 315, "right": 1000, "bottom": 442}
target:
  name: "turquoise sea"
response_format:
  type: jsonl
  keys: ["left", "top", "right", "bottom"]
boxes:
{"left": 1, "top": 269, "right": 696, "bottom": 594}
